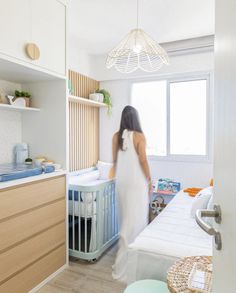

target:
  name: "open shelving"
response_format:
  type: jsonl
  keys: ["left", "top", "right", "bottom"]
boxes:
{"left": 68, "top": 95, "right": 107, "bottom": 108}
{"left": 0, "top": 103, "right": 40, "bottom": 112}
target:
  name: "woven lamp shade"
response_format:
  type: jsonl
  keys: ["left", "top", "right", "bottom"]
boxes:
{"left": 106, "top": 28, "right": 169, "bottom": 73}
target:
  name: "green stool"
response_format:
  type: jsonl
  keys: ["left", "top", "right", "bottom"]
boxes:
{"left": 124, "top": 279, "right": 170, "bottom": 293}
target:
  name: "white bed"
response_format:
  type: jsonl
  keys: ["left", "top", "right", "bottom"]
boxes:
{"left": 127, "top": 190, "right": 213, "bottom": 283}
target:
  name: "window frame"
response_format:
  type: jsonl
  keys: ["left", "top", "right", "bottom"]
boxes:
{"left": 130, "top": 72, "right": 213, "bottom": 163}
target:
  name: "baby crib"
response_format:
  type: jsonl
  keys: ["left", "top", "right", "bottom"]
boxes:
{"left": 68, "top": 169, "right": 119, "bottom": 261}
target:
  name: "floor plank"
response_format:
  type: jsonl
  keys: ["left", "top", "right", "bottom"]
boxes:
{"left": 38, "top": 244, "right": 126, "bottom": 293}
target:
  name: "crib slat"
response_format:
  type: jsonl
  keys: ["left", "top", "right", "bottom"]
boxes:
{"left": 72, "top": 190, "right": 75, "bottom": 250}
{"left": 79, "top": 191, "right": 81, "bottom": 252}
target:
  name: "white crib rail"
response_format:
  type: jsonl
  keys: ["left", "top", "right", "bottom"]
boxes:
{"left": 69, "top": 180, "right": 119, "bottom": 261}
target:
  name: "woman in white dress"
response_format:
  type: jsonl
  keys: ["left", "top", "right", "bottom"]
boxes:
{"left": 111, "top": 105, "right": 152, "bottom": 281}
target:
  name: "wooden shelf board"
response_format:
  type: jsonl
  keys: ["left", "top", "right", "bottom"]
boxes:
{"left": 0, "top": 103, "right": 40, "bottom": 112}
{"left": 68, "top": 96, "right": 107, "bottom": 108}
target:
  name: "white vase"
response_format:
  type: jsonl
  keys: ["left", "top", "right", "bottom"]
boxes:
{"left": 89, "top": 93, "right": 104, "bottom": 102}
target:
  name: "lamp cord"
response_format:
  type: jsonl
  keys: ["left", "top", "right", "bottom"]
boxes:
{"left": 136, "top": 0, "right": 139, "bottom": 28}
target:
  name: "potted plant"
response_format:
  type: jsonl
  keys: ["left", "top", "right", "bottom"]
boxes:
{"left": 96, "top": 89, "right": 112, "bottom": 115}
{"left": 15, "top": 90, "right": 31, "bottom": 107}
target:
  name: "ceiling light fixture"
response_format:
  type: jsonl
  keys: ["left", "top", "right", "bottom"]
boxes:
{"left": 106, "top": 0, "right": 169, "bottom": 73}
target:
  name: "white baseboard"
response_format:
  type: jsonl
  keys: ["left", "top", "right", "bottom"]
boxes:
{"left": 28, "top": 264, "right": 68, "bottom": 293}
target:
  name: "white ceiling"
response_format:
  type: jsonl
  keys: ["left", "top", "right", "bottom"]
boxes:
{"left": 68, "top": 0, "right": 215, "bottom": 55}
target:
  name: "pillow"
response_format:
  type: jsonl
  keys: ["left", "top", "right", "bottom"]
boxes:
{"left": 207, "top": 194, "right": 214, "bottom": 210}
{"left": 97, "top": 161, "right": 113, "bottom": 180}
{"left": 206, "top": 194, "right": 214, "bottom": 225}
{"left": 190, "top": 186, "right": 213, "bottom": 218}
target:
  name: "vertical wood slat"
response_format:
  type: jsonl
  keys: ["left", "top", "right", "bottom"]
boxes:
{"left": 69, "top": 101, "right": 99, "bottom": 171}
{"left": 68, "top": 70, "right": 100, "bottom": 99}
{"left": 68, "top": 69, "right": 100, "bottom": 171}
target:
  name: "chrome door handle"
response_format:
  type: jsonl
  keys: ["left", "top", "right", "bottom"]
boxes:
{"left": 195, "top": 204, "right": 222, "bottom": 250}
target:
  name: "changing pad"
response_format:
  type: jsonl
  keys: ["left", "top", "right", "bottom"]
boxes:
{"left": 0, "top": 164, "right": 44, "bottom": 182}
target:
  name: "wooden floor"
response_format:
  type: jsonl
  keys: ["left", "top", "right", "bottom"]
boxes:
{"left": 38, "top": 244, "right": 126, "bottom": 293}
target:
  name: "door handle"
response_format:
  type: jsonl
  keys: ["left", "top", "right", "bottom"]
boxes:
{"left": 195, "top": 204, "right": 222, "bottom": 250}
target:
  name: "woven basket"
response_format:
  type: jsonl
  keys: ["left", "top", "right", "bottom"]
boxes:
{"left": 167, "top": 256, "right": 212, "bottom": 293}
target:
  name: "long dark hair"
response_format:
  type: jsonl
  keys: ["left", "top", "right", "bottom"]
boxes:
{"left": 118, "top": 105, "right": 143, "bottom": 150}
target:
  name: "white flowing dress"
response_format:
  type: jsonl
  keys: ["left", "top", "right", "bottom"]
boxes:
{"left": 112, "top": 129, "right": 149, "bottom": 281}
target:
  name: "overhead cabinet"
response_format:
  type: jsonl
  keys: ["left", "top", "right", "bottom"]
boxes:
{"left": 0, "top": 0, "right": 66, "bottom": 76}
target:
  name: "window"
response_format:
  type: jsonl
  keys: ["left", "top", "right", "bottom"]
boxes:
{"left": 131, "top": 81, "right": 167, "bottom": 156}
{"left": 131, "top": 76, "right": 209, "bottom": 160}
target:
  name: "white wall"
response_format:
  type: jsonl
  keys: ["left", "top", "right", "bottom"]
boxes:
{"left": 99, "top": 51, "right": 214, "bottom": 188}
{"left": 68, "top": 36, "right": 92, "bottom": 77}
{"left": 22, "top": 80, "right": 67, "bottom": 169}
{"left": 0, "top": 80, "right": 22, "bottom": 164}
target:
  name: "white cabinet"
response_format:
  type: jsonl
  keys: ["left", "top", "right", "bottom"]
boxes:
{"left": 0, "top": 0, "right": 66, "bottom": 76}
{"left": 0, "top": 0, "right": 30, "bottom": 62}
{"left": 31, "top": 0, "right": 66, "bottom": 75}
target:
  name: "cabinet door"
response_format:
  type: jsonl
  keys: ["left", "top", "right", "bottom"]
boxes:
{"left": 31, "top": 0, "right": 66, "bottom": 75}
{"left": 0, "top": 0, "right": 30, "bottom": 61}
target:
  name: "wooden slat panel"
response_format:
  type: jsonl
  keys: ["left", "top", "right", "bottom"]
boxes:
{"left": 68, "top": 69, "right": 100, "bottom": 171}
{"left": 0, "top": 176, "right": 65, "bottom": 221}
{"left": 68, "top": 70, "right": 100, "bottom": 99}
{"left": 0, "top": 244, "right": 66, "bottom": 293}
{"left": 69, "top": 101, "right": 99, "bottom": 171}
{"left": 0, "top": 223, "right": 65, "bottom": 284}
{"left": 0, "top": 200, "right": 65, "bottom": 252}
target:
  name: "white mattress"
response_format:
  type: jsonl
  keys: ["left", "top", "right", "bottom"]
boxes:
{"left": 127, "top": 191, "right": 213, "bottom": 283}
{"left": 68, "top": 170, "right": 110, "bottom": 217}
{"left": 69, "top": 170, "right": 108, "bottom": 186}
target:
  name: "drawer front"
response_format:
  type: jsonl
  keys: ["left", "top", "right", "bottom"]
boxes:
{"left": 0, "top": 222, "right": 65, "bottom": 284}
{"left": 0, "top": 244, "right": 66, "bottom": 293}
{"left": 0, "top": 175, "right": 65, "bottom": 221}
{"left": 0, "top": 200, "right": 65, "bottom": 252}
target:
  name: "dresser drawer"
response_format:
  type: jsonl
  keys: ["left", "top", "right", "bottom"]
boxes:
{"left": 0, "top": 175, "right": 65, "bottom": 221}
{"left": 0, "top": 222, "right": 65, "bottom": 284}
{"left": 0, "top": 199, "right": 65, "bottom": 252}
{"left": 0, "top": 244, "right": 66, "bottom": 293}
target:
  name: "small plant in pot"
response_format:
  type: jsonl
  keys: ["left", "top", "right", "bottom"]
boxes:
{"left": 15, "top": 90, "right": 31, "bottom": 107}
{"left": 96, "top": 89, "right": 112, "bottom": 115}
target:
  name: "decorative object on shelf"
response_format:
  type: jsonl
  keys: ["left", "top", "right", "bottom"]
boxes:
{"left": 89, "top": 93, "right": 104, "bottom": 103}
{"left": 96, "top": 89, "right": 112, "bottom": 115}
{"left": 15, "top": 90, "right": 31, "bottom": 107}
{"left": 156, "top": 178, "right": 181, "bottom": 196}
{"left": 34, "top": 156, "right": 46, "bottom": 167}
{"left": 25, "top": 43, "right": 40, "bottom": 60}
{"left": 14, "top": 143, "right": 29, "bottom": 164}
{"left": 106, "top": 0, "right": 169, "bottom": 73}
{"left": 167, "top": 256, "right": 212, "bottom": 293}
{"left": 25, "top": 158, "right": 33, "bottom": 165}
{"left": 7, "top": 95, "right": 26, "bottom": 107}
{"left": 149, "top": 195, "right": 165, "bottom": 222}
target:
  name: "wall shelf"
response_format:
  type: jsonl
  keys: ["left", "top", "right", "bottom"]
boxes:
{"left": 68, "top": 95, "right": 107, "bottom": 108}
{"left": 0, "top": 103, "right": 40, "bottom": 112}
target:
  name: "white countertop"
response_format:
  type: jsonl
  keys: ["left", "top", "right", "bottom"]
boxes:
{"left": 0, "top": 170, "right": 67, "bottom": 190}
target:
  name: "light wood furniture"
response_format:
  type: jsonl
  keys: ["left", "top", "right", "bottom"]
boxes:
{"left": 0, "top": 175, "right": 66, "bottom": 293}
{"left": 167, "top": 256, "right": 212, "bottom": 293}
{"left": 68, "top": 70, "right": 101, "bottom": 172}
{"left": 68, "top": 70, "right": 100, "bottom": 98}
{"left": 69, "top": 99, "right": 99, "bottom": 171}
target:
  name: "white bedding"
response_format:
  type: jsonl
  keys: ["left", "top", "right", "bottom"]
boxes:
{"left": 68, "top": 170, "right": 110, "bottom": 217}
{"left": 127, "top": 191, "right": 213, "bottom": 283}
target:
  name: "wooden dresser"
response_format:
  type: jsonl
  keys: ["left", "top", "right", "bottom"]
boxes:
{"left": 0, "top": 174, "right": 66, "bottom": 293}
